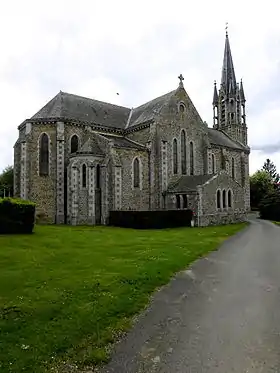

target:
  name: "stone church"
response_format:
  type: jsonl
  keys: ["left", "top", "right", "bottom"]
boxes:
{"left": 14, "top": 32, "right": 250, "bottom": 226}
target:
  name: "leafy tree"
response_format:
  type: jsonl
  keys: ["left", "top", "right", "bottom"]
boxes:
{"left": 259, "top": 189, "right": 280, "bottom": 221}
{"left": 0, "top": 165, "right": 13, "bottom": 197}
{"left": 250, "top": 170, "right": 274, "bottom": 209}
{"left": 262, "top": 159, "right": 280, "bottom": 184}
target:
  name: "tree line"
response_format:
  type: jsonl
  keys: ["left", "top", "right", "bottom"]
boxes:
{"left": 250, "top": 158, "right": 280, "bottom": 220}
{"left": 0, "top": 166, "right": 13, "bottom": 198}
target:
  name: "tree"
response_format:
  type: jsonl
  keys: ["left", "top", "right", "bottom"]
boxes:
{"left": 250, "top": 170, "right": 274, "bottom": 209}
{"left": 259, "top": 189, "right": 280, "bottom": 221}
{"left": 0, "top": 165, "right": 13, "bottom": 197}
{"left": 262, "top": 159, "right": 280, "bottom": 184}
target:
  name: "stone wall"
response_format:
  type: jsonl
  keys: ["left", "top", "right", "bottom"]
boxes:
{"left": 13, "top": 141, "right": 21, "bottom": 197}
{"left": 27, "top": 123, "right": 57, "bottom": 223}
{"left": 198, "top": 171, "right": 247, "bottom": 226}
{"left": 115, "top": 148, "right": 149, "bottom": 211}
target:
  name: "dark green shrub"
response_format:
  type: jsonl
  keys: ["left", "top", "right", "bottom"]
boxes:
{"left": 109, "top": 210, "right": 193, "bottom": 229}
{"left": 0, "top": 198, "right": 35, "bottom": 234}
{"left": 259, "top": 191, "right": 280, "bottom": 221}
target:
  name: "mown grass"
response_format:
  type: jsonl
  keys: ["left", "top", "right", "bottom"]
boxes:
{"left": 0, "top": 223, "right": 246, "bottom": 372}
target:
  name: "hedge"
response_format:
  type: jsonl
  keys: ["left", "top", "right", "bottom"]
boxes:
{"left": 109, "top": 210, "right": 193, "bottom": 229}
{"left": 0, "top": 198, "right": 36, "bottom": 234}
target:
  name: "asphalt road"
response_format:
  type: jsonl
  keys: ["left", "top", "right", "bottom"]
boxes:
{"left": 102, "top": 218, "right": 280, "bottom": 372}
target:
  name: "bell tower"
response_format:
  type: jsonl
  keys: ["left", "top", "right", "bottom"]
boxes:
{"left": 213, "top": 29, "right": 247, "bottom": 145}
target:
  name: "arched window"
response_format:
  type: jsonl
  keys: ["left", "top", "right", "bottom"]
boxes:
{"left": 176, "top": 195, "right": 181, "bottom": 209}
{"left": 179, "top": 103, "right": 185, "bottom": 113}
{"left": 39, "top": 133, "right": 49, "bottom": 176}
{"left": 182, "top": 195, "right": 188, "bottom": 209}
{"left": 133, "top": 158, "right": 140, "bottom": 188}
{"left": 173, "top": 139, "right": 178, "bottom": 174}
{"left": 96, "top": 164, "right": 101, "bottom": 189}
{"left": 70, "top": 135, "right": 79, "bottom": 153}
{"left": 212, "top": 154, "right": 215, "bottom": 173}
{"left": 228, "top": 190, "right": 232, "bottom": 208}
{"left": 181, "top": 130, "right": 186, "bottom": 175}
{"left": 217, "top": 190, "right": 221, "bottom": 209}
{"left": 231, "top": 157, "right": 235, "bottom": 179}
{"left": 190, "top": 141, "right": 194, "bottom": 175}
{"left": 222, "top": 189, "right": 226, "bottom": 208}
{"left": 82, "top": 164, "right": 87, "bottom": 188}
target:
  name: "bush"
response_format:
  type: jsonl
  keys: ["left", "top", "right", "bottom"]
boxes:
{"left": 109, "top": 210, "right": 193, "bottom": 229}
{"left": 259, "top": 191, "right": 280, "bottom": 221}
{"left": 0, "top": 198, "right": 35, "bottom": 234}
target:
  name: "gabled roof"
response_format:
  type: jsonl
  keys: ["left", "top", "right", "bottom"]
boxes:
{"left": 128, "top": 90, "right": 176, "bottom": 127}
{"left": 100, "top": 134, "right": 147, "bottom": 150}
{"left": 31, "top": 91, "right": 131, "bottom": 129}
{"left": 208, "top": 128, "right": 246, "bottom": 150}
{"left": 76, "top": 137, "right": 104, "bottom": 156}
{"left": 167, "top": 174, "right": 214, "bottom": 193}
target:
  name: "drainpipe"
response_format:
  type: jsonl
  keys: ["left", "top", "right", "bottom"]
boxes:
{"left": 148, "top": 146, "right": 151, "bottom": 210}
{"left": 197, "top": 187, "right": 202, "bottom": 227}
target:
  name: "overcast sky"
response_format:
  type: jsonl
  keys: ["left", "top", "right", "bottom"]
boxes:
{"left": 1, "top": 0, "right": 280, "bottom": 174}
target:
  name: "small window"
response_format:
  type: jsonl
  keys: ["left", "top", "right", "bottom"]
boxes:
{"left": 231, "top": 157, "right": 235, "bottom": 179}
{"left": 217, "top": 190, "right": 221, "bottom": 209}
{"left": 228, "top": 190, "right": 232, "bottom": 208}
{"left": 179, "top": 103, "right": 185, "bottom": 113}
{"left": 222, "top": 189, "right": 226, "bottom": 208}
{"left": 190, "top": 141, "right": 194, "bottom": 175}
{"left": 176, "top": 195, "right": 181, "bottom": 209}
{"left": 212, "top": 153, "right": 215, "bottom": 173}
{"left": 173, "top": 139, "right": 178, "bottom": 174}
{"left": 39, "top": 133, "right": 49, "bottom": 176}
{"left": 70, "top": 135, "right": 79, "bottom": 153}
{"left": 96, "top": 164, "right": 101, "bottom": 188}
{"left": 82, "top": 164, "right": 87, "bottom": 188}
{"left": 182, "top": 195, "right": 188, "bottom": 209}
{"left": 181, "top": 130, "right": 186, "bottom": 175}
{"left": 133, "top": 158, "right": 140, "bottom": 188}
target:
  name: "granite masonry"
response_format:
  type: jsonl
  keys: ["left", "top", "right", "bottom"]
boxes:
{"left": 14, "top": 32, "right": 250, "bottom": 226}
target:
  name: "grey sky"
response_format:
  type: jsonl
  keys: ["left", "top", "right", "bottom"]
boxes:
{"left": 1, "top": 0, "right": 280, "bottom": 174}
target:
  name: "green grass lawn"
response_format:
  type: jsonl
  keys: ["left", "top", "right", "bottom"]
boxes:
{"left": 0, "top": 223, "right": 246, "bottom": 373}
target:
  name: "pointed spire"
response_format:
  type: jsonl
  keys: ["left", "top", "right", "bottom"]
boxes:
{"left": 239, "top": 79, "right": 246, "bottom": 102}
{"left": 221, "top": 30, "right": 237, "bottom": 95}
{"left": 212, "top": 80, "right": 218, "bottom": 105}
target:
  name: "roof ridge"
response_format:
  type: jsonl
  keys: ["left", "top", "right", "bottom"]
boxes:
{"left": 133, "top": 90, "right": 176, "bottom": 111}
{"left": 60, "top": 91, "right": 130, "bottom": 111}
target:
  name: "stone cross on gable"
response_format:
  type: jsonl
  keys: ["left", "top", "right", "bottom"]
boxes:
{"left": 178, "top": 74, "right": 184, "bottom": 87}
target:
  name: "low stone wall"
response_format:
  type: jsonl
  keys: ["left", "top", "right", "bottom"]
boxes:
{"left": 195, "top": 211, "right": 247, "bottom": 227}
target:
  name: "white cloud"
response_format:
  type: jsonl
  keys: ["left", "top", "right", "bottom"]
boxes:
{"left": 1, "top": 0, "right": 280, "bottom": 173}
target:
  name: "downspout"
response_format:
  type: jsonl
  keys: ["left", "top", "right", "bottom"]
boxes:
{"left": 197, "top": 186, "right": 202, "bottom": 227}
{"left": 148, "top": 146, "right": 151, "bottom": 210}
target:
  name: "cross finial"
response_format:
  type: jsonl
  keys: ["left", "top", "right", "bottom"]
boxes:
{"left": 225, "top": 22, "right": 228, "bottom": 35}
{"left": 178, "top": 73, "right": 184, "bottom": 87}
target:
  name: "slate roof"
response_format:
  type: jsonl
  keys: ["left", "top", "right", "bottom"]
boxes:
{"left": 128, "top": 90, "right": 176, "bottom": 127}
{"left": 100, "top": 134, "right": 146, "bottom": 150}
{"left": 207, "top": 128, "right": 246, "bottom": 150}
{"left": 167, "top": 174, "right": 214, "bottom": 193}
{"left": 76, "top": 137, "right": 104, "bottom": 156}
{"left": 31, "top": 91, "right": 131, "bottom": 129}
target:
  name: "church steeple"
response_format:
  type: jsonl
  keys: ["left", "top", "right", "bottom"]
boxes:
{"left": 212, "top": 29, "right": 248, "bottom": 145}
{"left": 221, "top": 31, "right": 237, "bottom": 96}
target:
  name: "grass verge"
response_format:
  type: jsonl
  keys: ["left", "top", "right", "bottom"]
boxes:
{"left": 0, "top": 223, "right": 246, "bottom": 372}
